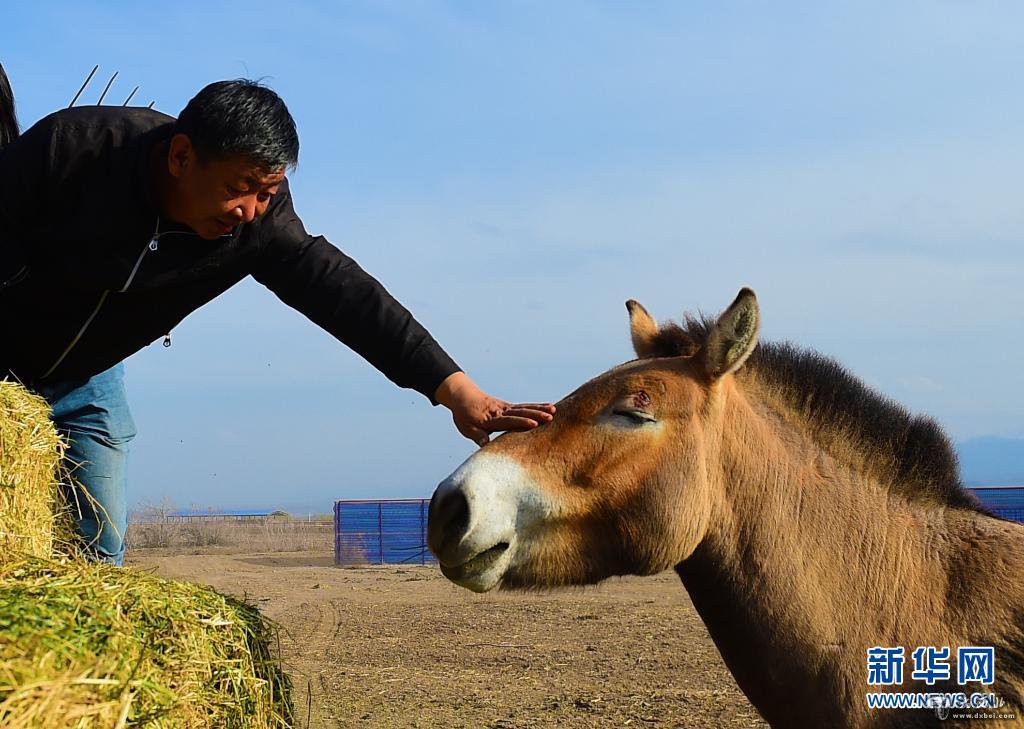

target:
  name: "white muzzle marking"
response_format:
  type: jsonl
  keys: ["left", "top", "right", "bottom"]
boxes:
{"left": 432, "top": 452, "right": 551, "bottom": 592}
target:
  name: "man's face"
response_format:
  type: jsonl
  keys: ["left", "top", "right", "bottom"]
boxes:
{"left": 164, "top": 133, "right": 285, "bottom": 240}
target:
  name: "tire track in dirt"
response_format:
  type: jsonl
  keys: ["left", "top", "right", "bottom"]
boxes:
{"left": 131, "top": 550, "right": 766, "bottom": 728}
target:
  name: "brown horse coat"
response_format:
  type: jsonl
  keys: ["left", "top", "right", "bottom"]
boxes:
{"left": 429, "top": 289, "right": 1024, "bottom": 728}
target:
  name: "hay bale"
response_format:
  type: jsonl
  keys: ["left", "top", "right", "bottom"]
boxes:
{"left": 0, "top": 556, "right": 293, "bottom": 728}
{"left": 0, "top": 382, "right": 65, "bottom": 559}
{"left": 0, "top": 382, "right": 294, "bottom": 726}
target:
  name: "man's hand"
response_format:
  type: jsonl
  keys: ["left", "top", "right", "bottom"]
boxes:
{"left": 434, "top": 372, "right": 556, "bottom": 447}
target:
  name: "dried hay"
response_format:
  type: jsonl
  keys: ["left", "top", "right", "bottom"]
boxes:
{"left": 0, "top": 382, "right": 66, "bottom": 559}
{"left": 0, "top": 381, "right": 294, "bottom": 727}
{"left": 0, "top": 557, "right": 294, "bottom": 727}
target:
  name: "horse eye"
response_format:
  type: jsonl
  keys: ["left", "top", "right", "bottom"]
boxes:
{"left": 612, "top": 408, "right": 656, "bottom": 425}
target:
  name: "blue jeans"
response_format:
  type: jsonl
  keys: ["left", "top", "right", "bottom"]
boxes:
{"left": 36, "top": 363, "right": 135, "bottom": 566}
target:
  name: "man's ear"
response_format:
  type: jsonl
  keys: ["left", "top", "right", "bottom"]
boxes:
{"left": 167, "top": 133, "right": 194, "bottom": 178}
{"left": 704, "top": 288, "right": 760, "bottom": 379}
{"left": 626, "top": 299, "right": 659, "bottom": 359}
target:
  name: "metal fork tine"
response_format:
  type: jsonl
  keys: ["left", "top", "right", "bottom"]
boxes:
{"left": 69, "top": 64, "right": 98, "bottom": 108}
{"left": 96, "top": 70, "right": 118, "bottom": 105}
{"left": 122, "top": 85, "right": 139, "bottom": 106}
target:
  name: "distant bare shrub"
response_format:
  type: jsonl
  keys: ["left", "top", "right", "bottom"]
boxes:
{"left": 126, "top": 498, "right": 178, "bottom": 549}
{"left": 180, "top": 518, "right": 229, "bottom": 547}
{"left": 126, "top": 502, "right": 334, "bottom": 553}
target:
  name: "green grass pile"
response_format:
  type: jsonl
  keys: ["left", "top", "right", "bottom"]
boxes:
{"left": 0, "top": 558, "right": 294, "bottom": 728}
{"left": 0, "top": 382, "right": 294, "bottom": 727}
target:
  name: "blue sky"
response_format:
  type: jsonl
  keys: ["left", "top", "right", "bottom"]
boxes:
{"left": 5, "top": 2, "right": 1023, "bottom": 512}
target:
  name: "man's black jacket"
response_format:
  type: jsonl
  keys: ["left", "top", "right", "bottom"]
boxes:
{"left": 0, "top": 106, "right": 461, "bottom": 400}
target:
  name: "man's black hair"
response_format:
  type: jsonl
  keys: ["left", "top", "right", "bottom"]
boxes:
{"left": 0, "top": 62, "right": 19, "bottom": 149}
{"left": 175, "top": 79, "right": 299, "bottom": 170}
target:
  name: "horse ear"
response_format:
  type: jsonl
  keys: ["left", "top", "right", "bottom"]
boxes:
{"left": 626, "top": 299, "right": 659, "bottom": 359}
{"left": 704, "top": 288, "right": 760, "bottom": 379}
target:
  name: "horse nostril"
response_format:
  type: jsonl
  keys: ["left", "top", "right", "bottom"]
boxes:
{"left": 428, "top": 488, "right": 470, "bottom": 555}
{"left": 441, "top": 489, "right": 470, "bottom": 537}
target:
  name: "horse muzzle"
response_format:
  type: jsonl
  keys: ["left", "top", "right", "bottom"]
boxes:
{"left": 427, "top": 452, "right": 550, "bottom": 592}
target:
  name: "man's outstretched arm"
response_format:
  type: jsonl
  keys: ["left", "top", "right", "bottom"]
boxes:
{"left": 250, "top": 182, "right": 553, "bottom": 444}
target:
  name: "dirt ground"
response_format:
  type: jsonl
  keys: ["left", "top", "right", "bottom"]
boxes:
{"left": 128, "top": 549, "right": 766, "bottom": 728}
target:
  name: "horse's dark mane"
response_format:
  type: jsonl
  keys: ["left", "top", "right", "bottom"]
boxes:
{"left": 647, "top": 315, "right": 982, "bottom": 512}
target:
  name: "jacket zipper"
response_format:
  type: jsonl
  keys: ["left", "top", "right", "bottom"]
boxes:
{"left": 39, "top": 218, "right": 232, "bottom": 378}
{"left": 120, "top": 236, "right": 160, "bottom": 292}
{"left": 0, "top": 264, "right": 29, "bottom": 291}
{"left": 41, "top": 218, "right": 161, "bottom": 379}
{"left": 40, "top": 290, "right": 111, "bottom": 379}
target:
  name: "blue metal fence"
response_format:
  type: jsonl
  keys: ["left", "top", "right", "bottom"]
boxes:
{"left": 333, "top": 488, "right": 1024, "bottom": 566}
{"left": 334, "top": 499, "right": 434, "bottom": 566}
{"left": 969, "top": 486, "right": 1024, "bottom": 522}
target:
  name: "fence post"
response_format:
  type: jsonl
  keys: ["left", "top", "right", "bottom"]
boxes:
{"left": 378, "top": 502, "right": 384, "bottom": 564}
{"left": 333, "top": 501, "right": 340, "bottom": 566}
{"left": 420, "top": 499, "right": 426, "bottom": 566}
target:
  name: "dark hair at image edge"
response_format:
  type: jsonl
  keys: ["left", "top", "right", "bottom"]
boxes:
{"left": 0, "top": 62, "right": 19, "bottom": 148}
{"left": 175, "top": 78, "right": 299, "bottom": 170}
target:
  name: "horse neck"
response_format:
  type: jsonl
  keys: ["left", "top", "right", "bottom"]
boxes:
{"left": 674, "top": 382, "right": 1011, "bottom": 726}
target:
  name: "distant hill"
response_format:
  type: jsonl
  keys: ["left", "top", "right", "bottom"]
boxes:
{"left": 957, "top": 437, "right": 1024, "bottom": 486}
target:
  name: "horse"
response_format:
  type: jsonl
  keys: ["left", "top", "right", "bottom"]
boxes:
{"left": 427, "top": 288, "right": 1024, "bottom": 728}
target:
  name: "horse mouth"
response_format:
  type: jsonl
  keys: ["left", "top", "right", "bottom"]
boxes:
{"left": 439, "top": 542, "right": 510, "bottom": 589}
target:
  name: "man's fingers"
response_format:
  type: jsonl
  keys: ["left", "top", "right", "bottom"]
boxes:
{"left": 508, "top": 403, "right": 556, "bottom": 413}
{"left": 482, "top": 415, "right": 543, "bottom": 433}
{"left": 460, "top": 423, "right": 490, "bottom": 447}
{"left": 501, "top": 407, "right": 554, "bottom": 422}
